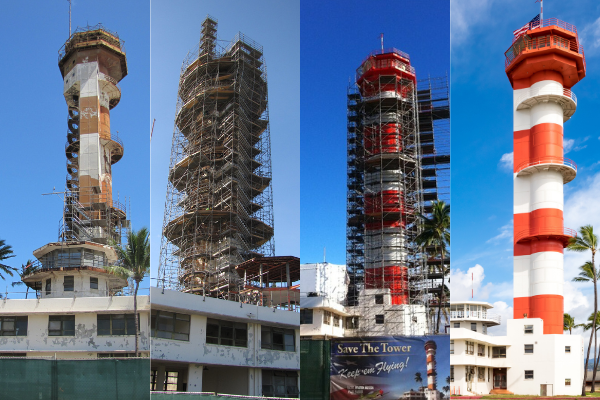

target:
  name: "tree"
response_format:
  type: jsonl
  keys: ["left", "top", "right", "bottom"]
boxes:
{"left": 568, "top": 225, "right": 598, "bottom": 395}
{"left": 414, "top": 371, "right": 423, "bottom": 386}
{"left": 12, "top": 260, "right": 38, "bottom": 299}
{"left": 416, "top": 201, "right": 450, "bottom": 334}
{"left": 564, "top": 313, "right": 577, "bottom": 335}
{"left": 0, "top": 239, "right": 16, "bottom": 280}
{"left": 105, "top": 228, "right": 150, "bottom": 357}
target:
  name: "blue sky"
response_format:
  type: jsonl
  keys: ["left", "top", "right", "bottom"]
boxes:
{"left": 450, "top": 0, "right": 600, "bottom": 336}
{"left": 300, "top": 0, "right": 450, "bottom": 265}
{"left": 0, "top": 1, "right": 150, "bottom": 297}
{"left": 149, "top": 0, "right": 300, "bottom": 282}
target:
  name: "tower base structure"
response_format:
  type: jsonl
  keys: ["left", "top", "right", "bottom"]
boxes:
{"left": 450, "top": 316, "right": 584, "bottom": 396}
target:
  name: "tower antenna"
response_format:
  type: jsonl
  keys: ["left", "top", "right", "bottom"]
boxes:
{"left": 68, "top": 0, "right": 72, "bottom": 37}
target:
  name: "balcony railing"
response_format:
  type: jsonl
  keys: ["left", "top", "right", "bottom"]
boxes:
{"left": 505, "top": 33, "right": 584, "bottom": 68}
{"left": 514, "top": 156, "right": 577, "bottom": 175}
{"left": 515, "top": 87, "right": 577, "bottom": 108}
{"left": 514, "top": 227, "right": 577, "bottom": 243}
{"left": 451, "top": 311, "right": 501, "bottom": 324}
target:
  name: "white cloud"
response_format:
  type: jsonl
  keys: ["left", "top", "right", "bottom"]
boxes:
{"left": 487, "top": 301, "right": 513, "bottom": 336}
{"left": 451, "top": 264, "right": 512, "bottom": 303}
{"left": 487, "top": 219, "right": 513, "bottom": 243}
{"left": 498, "top": 152, "right": 513, "bottom": 171}
{"left": 580, "top": 16, "right": 600, "bottom": 56}
{"left": 564, "top": 138, "right": 575, "bottom": 154}
{"left": 451, "top": 0, "right": 495, "bottom": 46}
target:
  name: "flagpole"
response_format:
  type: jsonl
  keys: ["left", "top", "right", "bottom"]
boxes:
{"left": 541, "top": 0, "right": 543, "bottom": 22}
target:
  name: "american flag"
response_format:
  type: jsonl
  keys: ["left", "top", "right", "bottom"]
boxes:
{"left": 513, "top": 14, "right": 541, "bottom": 41}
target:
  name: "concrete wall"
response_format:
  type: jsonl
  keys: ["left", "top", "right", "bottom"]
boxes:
{"left": 0, "top": 295, "right": 150, "bottom": 355}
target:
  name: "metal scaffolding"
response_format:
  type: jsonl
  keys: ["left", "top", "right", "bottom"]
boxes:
{"left": 158, "top": 16, "right": 275, "bottom": 301}
{"left": 345, "top": 49, "right": 450, "bottom": 334}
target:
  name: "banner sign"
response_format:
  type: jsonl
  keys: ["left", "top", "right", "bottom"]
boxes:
{"left": 330, "top": 336, "right": 449, "bottom": 400}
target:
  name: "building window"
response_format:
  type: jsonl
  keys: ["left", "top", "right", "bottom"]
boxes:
{"left": 471, "top": 323, "right": 477, "bottom": 332}
{"left": 0, "top": 353, "right": 26, "bottom": 357}
{"left": 151, "top": 370, "right": 157, "bottom": 391}
{"left": 206, "top": 318, "right": 246, "bottom": 347}
{"left": 45, "top": 279, "right": 51, "bottom": 295}
{"left": 262, "top": 370, "right": 299, "bottom": 398}
{"left": 48, "top": 315, "right": 75, "bottom": 336}
{"left": 566, "top": 346, "right": 571, "bottom": 353}
{"left": 524, "top": 344, "right": 534, "bottom": 354}
{"left": 450, "top": 340, "right": 454, "bottom": 354}
{"left": 483, "top": 325, "right": 487, "bottom": 334}
{"left": 454, "top": 322, "right": 460, "bottom": 328}
{"left": 450, "top": 366, "right": 454, "bottom": 382}
{"left": 375, "top": 315, "right": 384, "bottom": 324}
{"left": 524, "top": 324, "right": 533, "bottom": 334}
{"left": 90, "top": 277, "right": 98, "bottom": 290}
{"left": 346, "top": 317, "right": 359, "bottom": 330}
{"left": 151, "top": 311, "right": 190, "bottom": 341}
{"left": 375, "top": 294, "right": 384, "bottom": 304}
{"left": 262, "top": 326, "right": 295, "bottom": 352}
{"left": 333, "top": 314, "right": 340, "bottom": 328}
{"left": 323, "top": 311, "right": 331, "bottom": 325}
{"left": 300, "top": 309, "right": 313, "bottom": 325}
{"left": 97, "top": 314, "right": 136, "bottom": 335}
{"left": 478, "top": 367, "right": 485, "bottom": 382}
{"left": 477, "top": 344, "right": 485, "bottom": 357}
{"left": 64, "top": 276, "right": 74, "bottom": 292}
{"left": 488, "top": 367, "right": 491, "bottom": 382}
{"left": 0, "top": 317, "right": 27, "bottom": 336}
{"left": 525, "top": 370, "right": 534, "bottom": 379}
{"left": 466, "top": 341, "right": 474, "bottom": 355}
{"left": 492, "top": 347, "right": 506, "bottom": 358}
{"left": 566, "top": 378, "right": 571, "bottom": 386}
{"left": 164, "top": 371, "right": 178, "bottom": 391}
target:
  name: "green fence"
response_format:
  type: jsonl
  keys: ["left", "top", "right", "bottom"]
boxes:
{"left": 151, "top": 394, "right": 290, "bottom": 400}
{"left": 300, "top": 340, "right": 330, "bottom": 400}
{"left": 0, "top": 358, "right": 150, "bottom": 400}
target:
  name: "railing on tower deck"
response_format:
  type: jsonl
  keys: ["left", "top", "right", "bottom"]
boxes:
{"left": 514, "top": 227, "right": 577, "bottom": 243}
{"left": 450, "top": 310, "right": 501, "bottom": 324}
{"left": 356, "top": 56, "right": 416, "bottom": 81}
{"left": 514, "top": 87, "right": 578, "bottom": 108}
{"left": 58, "top": 23, "right": 125, "bottom": 61}
{"left": 505, "top": 33, "right": 585, "bottom": 68}
{"left": 514, "top": 156, "right": 577, "bottom": 174}
{"left": 535, "top": 18, "right": 578, "bottom": 34}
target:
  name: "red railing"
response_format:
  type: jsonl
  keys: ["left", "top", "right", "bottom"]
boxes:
{"left": 536, "top": 18, "right": 578, "bottom": 34}
{"left": 505, "top": 33, "right": 584, "bottom": 68}
{"left": 515, "top": 156, "right": 577, "bottom": 174}
{"left": 515, "top": 227, "right": 577, "bottom": 243}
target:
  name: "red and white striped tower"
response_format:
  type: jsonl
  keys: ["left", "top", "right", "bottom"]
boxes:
{"left": 425, "top": 340, "right": 437, "bottom": 390}
{"left": 506, "top": 18, "right": 586, "bottom": 334}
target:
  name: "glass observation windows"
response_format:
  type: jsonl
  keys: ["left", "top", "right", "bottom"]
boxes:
{"left": 64, "top": 276, "right": 74, "bottom": 292}
{"left": 48, "top": 315, "right": 75, "bottom": 336}
{"left": 97, "top": 314, "right": 136, "bottom": 335}
{"left": 206, "top": 318, "right": 247, "bottom": 347}
{"left": 151, "top": 310, "right": 190, "bottom": 341}
{"left": 39, "top": 248, "right": 108, "bottom": 269}
{"left": 261, "top": 326, "right": 295, "bottom": 352}
{"left": 0, "top": 316, "right": 27, "bottom": 336}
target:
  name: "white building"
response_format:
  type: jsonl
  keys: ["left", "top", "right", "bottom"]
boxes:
{"left": 450, "top": 301, "right": 583, "bottom": 396}
{"left": 300, "top": 262, "right": 428, "bottom": 338}
{"left": 0, "top": 242, "right": 150, "bottom": 359}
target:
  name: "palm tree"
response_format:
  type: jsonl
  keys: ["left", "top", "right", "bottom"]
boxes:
{"left": 414, "top": 371, "right": 423, "bottom": 386}
{"left": 415, "top": 201, "right": 450, "bottom": 334}
{"left": 12, "top": 260, "right": 38, "bottom": 299}
{"left": 564, "top": 313, "right": 577, "bottom": 335}
{"left": 0, "top": 239, "right": 16, "bottom": 279}
{"left": 568, "top": 225, "right": 598, "bottom": 395}
{"left": 442, "top": 386, "right": 450, "bottom": 397}
{"left": 105, "top": 228, "right": 150, "bottom": 357}
{"left": 581, "top": 311, "right": 600, "bottom": 393}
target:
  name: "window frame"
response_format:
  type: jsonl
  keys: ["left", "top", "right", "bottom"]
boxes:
{"left": 262, "top": 369, "right": 298, "bottom": 398}
{"left": 0, "top": 316, "right": 28, "bottom": 337}
{"left": 565, "top": 345, "right": 571, "bottom": 353}
{"left": 64, "top": 276, "right": 74, "bottom": 292}
{"left": 90, "top": 277, "right": 98, "bottom": 290}
{"left": 492, "top": 346, "right": 506, "bottom": 358}
{"left": 375, "top": 314, "right": 384, "bottom": 324}
{"left": 151, "top": 310, "right": 191, "bottom": 341}
{"left": 525, "top": 370, "right": 534, "bottom": 379}
{"left": 524, "top": 324, "right": 534, "bottom": 334}
{"left": 524, "top": 344, "right": 534, "bottom": 354}
{"left": 48, "top": 315, "right": 75, "bottom": 336}
{"left": 206, "top": 318, "right": 247, "bottom": 348}
{"left": 466, "top": 341, "right": 474, "bottom": 355}
{"left": 97, "top": 314, "right": 137, "bottom": 336}
{"left": 450, "top": 340, "right": 454, "bottom": 354}
{"left": 261, "top": 325, "right": 295, "bottom": 352}
{"left": 299, "top": 309, "right": 313, "bottom": 325}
